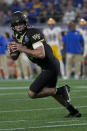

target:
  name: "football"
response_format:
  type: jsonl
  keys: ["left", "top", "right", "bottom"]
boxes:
{"left": 8, "top": 41, "right": 20, "bottom": 60}
{"left": 10, "top": 50, "right": 20, "bottom": 60}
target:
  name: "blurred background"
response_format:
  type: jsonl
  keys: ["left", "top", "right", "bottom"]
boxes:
{"left": 0, "top": 0, "right": 87, "bottom": 80}
{"left": 0, "top": 0, "right": 87, "bottom": 26}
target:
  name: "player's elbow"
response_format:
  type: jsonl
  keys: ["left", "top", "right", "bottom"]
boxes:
{"left": 39, "top": 51, "right": 45, "bottom": 58}
{"left": 38, "top": 46, "right": 45, "bottom": 58}
{"left": 33, "top": 45, "right": 45, "bottom": 58}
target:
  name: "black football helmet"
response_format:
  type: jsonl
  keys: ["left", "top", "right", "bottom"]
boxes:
{"left": 10, "top": 11, "right": 27, "bottom": 34}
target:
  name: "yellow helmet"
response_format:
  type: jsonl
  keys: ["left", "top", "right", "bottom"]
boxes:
{"left": 79, "top": 18, "right": 87, "bottom": 25}
{"left": 47, "top": 18, "right": 56, "bottom": 24}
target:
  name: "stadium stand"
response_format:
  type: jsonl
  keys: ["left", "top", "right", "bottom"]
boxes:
{"left": 0, "top": 0, "right": 86, "bottom": 25}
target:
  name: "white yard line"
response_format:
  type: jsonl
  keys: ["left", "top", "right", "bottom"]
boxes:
{"left": 0, "top": 105, "right": 86, "bottom": 113}
{"left": 0, "top": 119, "right": 79, "bottom": 124}
{"left": 0, "top": 95, "right": 87, "bottom": 102}
{"left": 0, "top": 91, "right": 87, "bottom": 96}
{"left": 0, "top": 92, "right": 26, "bottom": 96}
{"left": 72, "top": 90, "right": 87, "bottom": 92}
{"left": 0, "top": 97, "right": 48, "bottom": 102}
{"left": 47, "top": 119, "right": 79, "bottom": 124}
{"left": 0, "top": 107, "right": 63, "bottom": 113}
{"left": 0, "top": 79, "right": 34, "bottom": 82}
{"left": 0, "top": 87, "right": 28, "bottom": 90}
{"left": 0, "top": 86, "right": 87, "bottom": 90}
{"left": 0, "top": 123, "right": 87, "bottom": 130}
{"left": 72, "top": 96, "right": 87, "bottom": 98}
{"left": 0, "top": 119, "right": 27, "bottom": 123}
{"left": 75, "top": 86, "right": 87, "bottom": 88}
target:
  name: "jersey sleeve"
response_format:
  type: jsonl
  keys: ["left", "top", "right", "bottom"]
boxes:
{"left": 32, "top": 41, "right": 43, "bottom": 49}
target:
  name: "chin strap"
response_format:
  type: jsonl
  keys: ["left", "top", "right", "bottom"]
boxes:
{"left": 13, "top": 27, "right": 27, "bottom": 37}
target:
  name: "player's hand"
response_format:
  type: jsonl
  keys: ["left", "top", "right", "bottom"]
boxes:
{"left": 15, "top": 43, "right": 26, "bottom": 52}
{"left": 8, "top": 41, "right": 18, "bottom": 53}
{"left": 15, "top": 43, "right": 23, "bottom": 51}
{"left": 8, "top": 41, "right": 21, "bottom": 54}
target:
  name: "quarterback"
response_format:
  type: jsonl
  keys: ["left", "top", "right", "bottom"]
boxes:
{"left": 8, "top": 11, "right": 81, "bottom": 117}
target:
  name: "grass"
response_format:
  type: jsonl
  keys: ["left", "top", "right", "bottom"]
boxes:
{"left": 0, "top": 79, "right": 87, "bottom": 131}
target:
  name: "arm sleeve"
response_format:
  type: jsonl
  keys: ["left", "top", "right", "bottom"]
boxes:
{"left": 32, "top": 41, "right": 43, "bottom": 49}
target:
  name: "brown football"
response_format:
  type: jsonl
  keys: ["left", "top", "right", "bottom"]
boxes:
{"left": 10, "top": 50, "right": 20, "bottom": 60}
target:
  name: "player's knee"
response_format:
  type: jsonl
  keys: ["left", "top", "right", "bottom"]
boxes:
{"left": 28, "top": 90, "right": 36, "bottom": 99}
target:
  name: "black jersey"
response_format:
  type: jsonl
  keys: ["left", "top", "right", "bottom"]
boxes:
{"left": 13, "top": 27, "right": 59, "bottom": 69}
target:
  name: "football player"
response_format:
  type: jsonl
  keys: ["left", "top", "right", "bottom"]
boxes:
{"left": 77, "top": 19, "right": 87, "bottom": 79}
{"left": 8, "top": 11, "right": 81, "bottom": 117}
{"left": 43, "top": 18, "right": 65, "bottom": 79}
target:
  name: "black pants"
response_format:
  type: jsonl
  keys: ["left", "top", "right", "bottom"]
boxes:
{"left": 30, "top": 59, "right": 60, "bottom": 93}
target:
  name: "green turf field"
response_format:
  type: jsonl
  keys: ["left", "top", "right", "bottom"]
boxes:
{"left": 0, "top": 79, "right": 87, "bottom": 131}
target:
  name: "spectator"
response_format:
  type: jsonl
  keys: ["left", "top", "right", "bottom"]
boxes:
{"left": 8, "top": 35, "right": 30, "bottom": 80}
{"left": 15, "top": 53, "right": 30, "bottom": 80}
{"left": 80, "top": 7, "right": 87, "bottom": 21}
{"left": 4, "top": 32, "right": 18, "bottom": 79}
{"left": 62, "top": 4, "right": 76, "bottom": 24}
{"left": 10, "top": 0, "right": 22, "bottom": 12}
{"left": 4, "top": 32, "right": 13, "bottom": 78}
{"left": 24, "top": 0, "right": 33, "bottom": 10}
{"left": 47, "top": 2, "right": 59, "bottom": 21}
{"left": 28, "top": 7, "right": 39, "bottom": 24}
{"left": 0, "top": 34, "right": 9, "bottom": 79}
{"left": 55, "top": 4, "right": 63, "bottom": 22}
{"left": 62, "top": 22, "right": 84, "bottom": 79}
{"left": 18, "top": 1, "right": 26, "bottom": 11}
{"left": 73, "top": 0, "right": 83, "bottom": 8}
{"left": 4, "top": 32, "right": 11, "bottom": 48}
{"left": 59, "top": 0, "right": 68, "bottom": 11}
{"left": 0, "top": 1, "right": 8, "bottom": 12}
{"left": 0, "top": 10, "right": 6, "bottom": 26}
{"left": 0, "top": 0, "right": 85, "bottom": 25}
{"left": 5, "top": 9, "right": 12, "bottom": 25}
{"left": 39, "top": 3, "right": 48, "bottom": 23}
{"left": 33, "top": 0, "right": 41, "bottom": 10}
